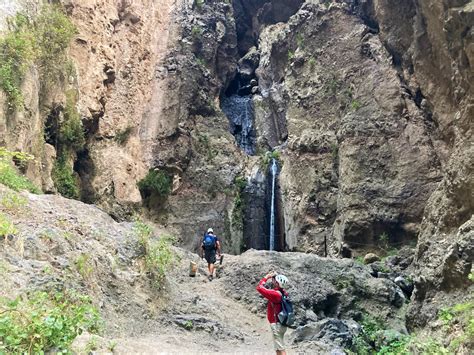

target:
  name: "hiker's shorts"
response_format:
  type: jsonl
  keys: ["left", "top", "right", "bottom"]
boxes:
{"left": 270, "top": 322, "right": 287, "bottom": 351}
{"left": 204, "top": 249, "right": 216, "bottom": 264}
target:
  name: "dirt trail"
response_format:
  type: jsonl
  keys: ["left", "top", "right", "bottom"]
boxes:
{"left": 107, "top": 256, "right": 296, "bottom": 354}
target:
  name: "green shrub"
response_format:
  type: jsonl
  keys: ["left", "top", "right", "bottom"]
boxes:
{"left": 137, "top": 169, "right": 172, "bottom": 199}
{"left": 145, "top": 234, "right": 176, "bottom": 289}
{"left": 191, "top": 26, "right": 203, "bottom": 39}
{"left": 0, "top": 148, "right": 40, "bottom": 193}
{"left": 308, "top": 57, "right": 316, "bottom": 67}
{"left": 0, "top": 291, "right": 101, "bottom": 354}
{"left": 260, "top": 150, "right": 281, "bottom": 170}
{"left": 59, "top": 90, "right": 85, "bottom": 152}
{"left": 52, "top": 155, "right": 80, "bottom": 199}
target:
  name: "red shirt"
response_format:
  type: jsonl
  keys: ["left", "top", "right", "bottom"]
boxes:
{"left": 256, "top": 276, "right": 285, "bottom": 324}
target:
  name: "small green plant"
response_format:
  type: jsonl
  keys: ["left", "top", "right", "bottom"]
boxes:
{"left": 194, "top": 0, "right": 205, "bottom": 10}
{"left": 0, "top": 213, "right": 18, "bottom": 238}
{"left": 52, "top": 155, "right": 80, "bottom": 199}
{"left": 85, "top": 336, "right": 98, "bottom": 352}
{"left": 260, "top": 150, "right": 281, "bottom": 170}
{"left": 196, "top": 133, "right": 217, "bottom": 162}
{"left": 196, "top": 56, "right": 206, "bottom": 67}
{"left": 191, "top": 25, "right": 203, "bottom": 39}
{"left": 75, "top": 253, "right": 93, "bottom": 279}
{"left": 184, "top": 320, "right": 194, "bottom": 330}
{"left": 308, "top": 57, "right": 316, "bottom": 67}
{"left": 296, "top": 33, "right": 304, "bottom": 49}
{"left": 351, "top": 99, "right": 361, "bottom": 111}
{"left": 468, "top": 272, "right": 474, "bottom": 282}
{"left": 288, "top": 50, "right": 295, "bottom": 61}
{"left": 137, "top": 169, "right": 172, "bottom": 199}
{"left": 59, "top": 90, "right": 85, "bottom": 152}
{"left": 0, "top": 290, "right": 101, "bottom": 354}
{"left": 133, "top": 219, "right": 153, "bottom": 250}
{"left": 114, "top": 126, "right": 134, "bottom": 145}
{"left": 108, "top": 340, "right": 117, "bottom": 352}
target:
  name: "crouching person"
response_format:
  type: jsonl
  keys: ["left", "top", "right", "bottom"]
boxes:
{"left": 256, "top": 271, "right": 290, "bottom": 355}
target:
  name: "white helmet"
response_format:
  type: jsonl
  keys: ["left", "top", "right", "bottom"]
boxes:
{"left": 207, "top": 228, "right": 214, "bottom": 234}
{"left": 275, "top": 274, "right": 289, "bottom": 289}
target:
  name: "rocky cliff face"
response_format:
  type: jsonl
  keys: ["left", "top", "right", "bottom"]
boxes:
{"left": 0, "top": 0, "right": 472, "bottom": 332}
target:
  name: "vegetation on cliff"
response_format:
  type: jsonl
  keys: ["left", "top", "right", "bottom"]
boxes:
{"left": 0, "top": 4, "right": 76, "bottom": 110}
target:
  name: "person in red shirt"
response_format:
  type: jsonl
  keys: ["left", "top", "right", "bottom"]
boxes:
{"left": 256, "top": 271, "right": 290, "bottom": 355}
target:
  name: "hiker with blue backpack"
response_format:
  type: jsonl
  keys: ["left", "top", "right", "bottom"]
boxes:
{"left": 256, "top": 271, "right": 294, "bottom": 355}
{"left": 200, "top": 228, "right": 221, "bottom": 281}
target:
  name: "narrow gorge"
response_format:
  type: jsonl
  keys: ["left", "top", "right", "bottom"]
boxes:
{"left": 0, "top": 0, "right": 472, "bottom": 354}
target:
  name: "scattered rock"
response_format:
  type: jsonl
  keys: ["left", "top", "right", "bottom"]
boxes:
{"left": 364, "top": 253, "right": 380, "bottom": 264}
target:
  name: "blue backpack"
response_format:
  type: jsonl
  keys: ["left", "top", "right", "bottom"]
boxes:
{"left": 277, "top": 291, "right": 295, "bottom": 326}
{"left": 203, "top": 234, "right": 216, "bottom": 250}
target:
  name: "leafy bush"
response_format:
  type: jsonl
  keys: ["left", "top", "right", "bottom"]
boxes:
{"left": 52, "top": 155, "right": 80, "bottom": 199}
{"left": 59, "top": 90, "right": 85, "bottom": 152}
{"left": 137, "top": 169, "right": 172, "bottom": 199}
{"left": 0, "top": 291, "right": 101, "bottom": 354}
{"left": 0, "top": 148, "right": 40, "bottom": 193}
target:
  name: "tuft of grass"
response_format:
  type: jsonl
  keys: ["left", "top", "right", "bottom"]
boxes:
{"left": 75, "top": 253, "right": 93, "bottom": 279}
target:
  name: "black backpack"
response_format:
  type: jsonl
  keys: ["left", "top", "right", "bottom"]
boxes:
{"left": 202, "top": 234, "right": 216, "bottom": 250}
{"left": 277, "top": 291, "right": 295, "bottom": 326}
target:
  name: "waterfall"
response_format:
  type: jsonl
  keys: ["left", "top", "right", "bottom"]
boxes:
{"left": 221, "top": 95, "right": 256, "bottom": 155}
{"left": 269, "top": 158, "right": 278, "bottom": 251}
